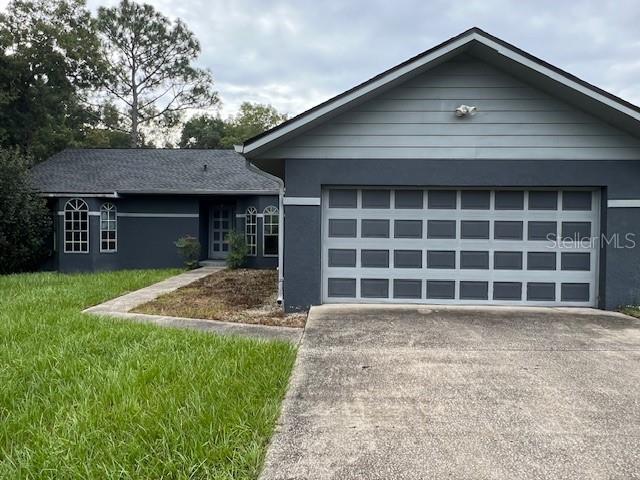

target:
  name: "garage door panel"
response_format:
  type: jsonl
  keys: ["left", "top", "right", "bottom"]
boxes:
{"left": 361, "top": 190, "right": 391, "bottom": 209}
{"left": 361, "top": 249, "right": 390, "bottom": 268}
{"left": 322, "top": 188, "right": 599, "bottom": 306}
{"left": 493, "top": 282, "right": 523, "bottom": 300}
{"left": 394, "top": 220, "right": 423, "bottom": 238}
{"left": 427, "top": 280, "right": 456, "bottom": 299}
{"left": 562, "top": 191, "right": 592, "bottom": 210}
{"left": 328, "top": 189, "right": 357, "bottom": 208}
{"left": 393, "top": 279, "right": 423, "bottom": 299}
{"left": 395, "top": 190, "right": 423, "bottom": 209}
{"left": 528, "top": 191, "right": 559, "bottom": 210}
{"left": 495, "top": 191, "right": 525, "bottom": 210}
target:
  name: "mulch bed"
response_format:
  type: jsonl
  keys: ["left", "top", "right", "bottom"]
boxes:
{"left": 133, "top": 269, "right": 307, "bottom": 328}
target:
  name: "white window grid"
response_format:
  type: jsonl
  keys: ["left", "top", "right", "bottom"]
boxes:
{"left": 64, "top": 198, "right": 89, "bottom": 253}
{"left": 246, "top": 207, "right": 257, "bottom": 256}
{"left": 100, "top": 202, "right": 117, "bottom": 253}
{"left": 263, "top": 205, "right": 279, "bottom": 257}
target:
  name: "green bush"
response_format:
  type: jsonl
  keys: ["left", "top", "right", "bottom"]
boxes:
{"left": 0, "top": 148, "right": 51, "bottom": 273}
{"left": 226, "top": 230, "right": 249, "bottom": 269}
{"left": 174, "top": 235, "right": 201, "bottom": 269}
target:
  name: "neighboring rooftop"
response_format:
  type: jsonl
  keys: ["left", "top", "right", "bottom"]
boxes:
{"left": 30, "top": 149, "right": 280, "bottom": 195}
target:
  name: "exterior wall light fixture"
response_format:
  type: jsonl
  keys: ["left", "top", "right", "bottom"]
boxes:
{"left": 454, "top": 105, "right": 478, "bottom": 117}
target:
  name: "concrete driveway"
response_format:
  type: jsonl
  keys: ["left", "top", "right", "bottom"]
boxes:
{"left": 260, "top": 305, "right": 640, "bottom": 480}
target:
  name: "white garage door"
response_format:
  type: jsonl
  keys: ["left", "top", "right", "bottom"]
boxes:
{"left": 321, "top": 188, "right": 599, "bottom": 306}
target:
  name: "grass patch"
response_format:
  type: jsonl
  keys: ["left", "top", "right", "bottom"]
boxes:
{"left": 0, "top": 269, "right": 297, "bottom": 479}
{"left": 620, "top": 306, "right": 640, "bottom": 318}
{"left": 134, "top": 269, "right": 307, "bottom": 328}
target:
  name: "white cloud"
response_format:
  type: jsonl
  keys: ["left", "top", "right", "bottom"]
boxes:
{"left": 5, "top": 0, "right": 640, "bottom": 113}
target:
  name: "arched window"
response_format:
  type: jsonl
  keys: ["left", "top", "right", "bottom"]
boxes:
{"left": 64, "top": 198, "right": 89, "bottom": 253}
{"left": 245, "top": 207, "right": 257, "bottom": 256}
{"left": 263, "top": 206, "right": 279, "bottom": 257}
{"left": 100, "top": 202, "right": 117, "bottom": 252}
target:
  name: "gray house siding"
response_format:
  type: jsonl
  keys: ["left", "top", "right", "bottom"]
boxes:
{"left": 282, "top": 159, "right": 640, "bottom": 311}
{"left": 260, "top": 56, "right": 640, "bottom": 161}
{"left": 53, "top": 194, "right": 278, "bottom": 272}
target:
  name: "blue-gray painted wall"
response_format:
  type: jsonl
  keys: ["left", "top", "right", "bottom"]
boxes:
{"left": 282, "top": 158, "right": 640, "bottom": 312}
{"left": 51, "top": 194, "right": 278, "bottom": 272}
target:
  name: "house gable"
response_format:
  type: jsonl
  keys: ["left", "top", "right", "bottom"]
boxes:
{"left": 240, "top": 28, "right": 640, "bottom": 164}
{"left": 257, "top": 54, "right": 640, "bottom": 160}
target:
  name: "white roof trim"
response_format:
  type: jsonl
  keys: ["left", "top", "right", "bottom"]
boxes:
{"left": 41, "top": 192, "right": 119, "bottom": 198}
{"left": 238, "top": 30, "right": 640, "bottom": 156}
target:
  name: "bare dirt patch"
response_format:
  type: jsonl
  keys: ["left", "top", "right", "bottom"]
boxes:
{"left": 133, "top": 269, "right": 307, "bottom": 328}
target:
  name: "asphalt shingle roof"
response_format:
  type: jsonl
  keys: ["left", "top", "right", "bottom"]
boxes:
{"left": 30, "top": 149, "right": 280, "bottom": 194}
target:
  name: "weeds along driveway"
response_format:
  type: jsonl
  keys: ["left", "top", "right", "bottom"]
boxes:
{"left": 261, "top": 304, "right": 640, "bottom": 480}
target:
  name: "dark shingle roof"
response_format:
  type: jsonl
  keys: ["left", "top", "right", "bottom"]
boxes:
{"left": 30, "top": 149, "right": 280, "bottom": 195}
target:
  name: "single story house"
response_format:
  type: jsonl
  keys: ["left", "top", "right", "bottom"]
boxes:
{"left": 31, "top": 149, "right": 281, "bottom": 272}
{"left": 33, "top": 28, "right": 640, "bottom": 311}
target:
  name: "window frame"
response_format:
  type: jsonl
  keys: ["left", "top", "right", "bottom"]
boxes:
{"left": 52, "top": 210, "right": 57, "bottom": 253}
{"left": 100, "top": 202, "right": 117, "bottom": 253}
{"left": 262, "top": 205, "right": 279, "bottom": 257}
{"left": 63, "top": 198, "right": 89, "bottom": 254}
{"left": 245, "top": 206, "right": 257, "bottom": 256}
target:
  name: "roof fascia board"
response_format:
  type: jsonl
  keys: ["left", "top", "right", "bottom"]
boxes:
{"left": 238, "top": 34, "right": 475, "bottom": 155}
{"left": 115, "top": 189, "right": 280, "bottom": 195}
{"left": 40, "top": 192, "right": 119, "bottom": 198}
{"left": 40, "top": 190, "right": 280, "bottom": 196}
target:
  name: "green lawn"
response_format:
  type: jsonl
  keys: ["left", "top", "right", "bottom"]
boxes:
{"left": 0, "top": 270, "right": 297, "bottom": 479}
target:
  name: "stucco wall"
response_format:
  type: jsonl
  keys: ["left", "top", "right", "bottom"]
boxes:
{"left": 52, "top": 194, "right": 278, "bottom": 272}
{"left": 54, "top": 196, "right": 199, "bottom": 272}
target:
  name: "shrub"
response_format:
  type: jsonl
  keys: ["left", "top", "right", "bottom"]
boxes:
{"left": 174, "top": 235, "right": 201, "bottom": 269}
{"left": 0, "top": 148, "right": 51, "bottom": 273}
{"left": 226, "top": 230, "right": 249, "bottom": 269}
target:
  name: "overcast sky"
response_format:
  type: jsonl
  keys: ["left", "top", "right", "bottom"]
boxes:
{"left": 4, "top": 0, "right": 640, "bottom": 117}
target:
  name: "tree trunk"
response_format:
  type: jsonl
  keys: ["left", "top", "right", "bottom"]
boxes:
{"left": 130, "top": 55, "right": 138, "bottom": 147}
{"left": 130, "top": 103, "right": 138, "bottom": 147}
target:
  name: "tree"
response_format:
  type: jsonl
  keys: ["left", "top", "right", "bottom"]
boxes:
{"left": 76, "top": 102, "right": 136, "bottom": 148}
{"left": 97, "top": 0, "right": 219, "bottom": 147}
{"left": 0, "top": 0, "right": 105, "bottom": 162}
{"left": 221, "top": 102, "right": 288, "bottom": 147}
{"left": 0, "top": 149, "right": 51, "bottom": 273}
{"left": 178, "top": 114, "right": 226, "bottom": 148}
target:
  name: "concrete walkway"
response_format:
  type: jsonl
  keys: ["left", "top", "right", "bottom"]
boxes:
{"left": 261, "top": 304, "right": 640, "bottom": 479}
{"left": 83, "top": 267, "right": 302, "bottom": 343}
